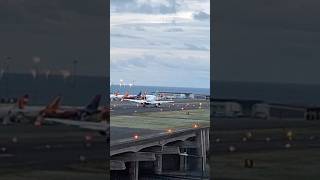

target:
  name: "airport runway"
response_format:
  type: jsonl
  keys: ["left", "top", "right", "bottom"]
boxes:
{"left": 0, "top": 99, "right": 209, "bottom": 176}
{"left": 212, "top": 117, "right": 320, "bottom": 154}
{"left": 110, "top": 99, "right": 209, "bottom": 116}
{"left": 0, "top": 124, "right": 107, "bottom": 173}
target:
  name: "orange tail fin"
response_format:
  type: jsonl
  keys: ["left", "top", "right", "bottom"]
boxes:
{"left": 17, "top": 94, "right": 29, "bottom": 109}
{"left": 47, "top": 96, "right": 62, "bottom": 110}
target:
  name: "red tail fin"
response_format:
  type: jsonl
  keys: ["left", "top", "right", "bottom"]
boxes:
{"left": 17, "top": 94, "right": 29, "bottom": 109}
{"left": 47, "top": 96, "right": 62, "bottom": 110}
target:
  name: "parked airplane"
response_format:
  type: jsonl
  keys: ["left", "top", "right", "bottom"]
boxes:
{"left": 37, "top": 94, "right": 102, "bottom": 122}
{"left": 110, "top": 91, "right": 142, "bottom": 101}
{"left": 43, "top": 107, "right": 109, "bottom": 135}
{"left": 122, "top": 91, "right": 142, "bottom": 100}
{"left": 1, "top": 95, "right": 61, "bottom": 124}
{"left": 110, "top": 92, "right": 124, "bottom": 101}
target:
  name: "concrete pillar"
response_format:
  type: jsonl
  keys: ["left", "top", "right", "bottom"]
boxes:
{"left": 154, "top": 154, "right": 163, "bottom": 174}
{"left": 196, "top": 130, "right": 207, "bottom": 175}
{"left": 179, "top": 148, "right": 186, "bottom": 172}
{"left": 129, "top": 161, "right": 139, "bottom": 180}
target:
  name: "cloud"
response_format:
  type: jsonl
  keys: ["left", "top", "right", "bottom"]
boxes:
{"left": 193, "top": 11, "right": 210, "bottom": 20}
{"left": 111, "top": 0, "right": 180, "bottom": 14}
{"left": 111, "top": 0, "right": 210, "bottom": 87}
{"left": 165, "top": 27, "right": 184, "bottom": 32}
{"left": 111, "top": 33, "right": 143, "bottom": 39}
{"left": 184, "top": 43, "right": 209, "bottom": 51}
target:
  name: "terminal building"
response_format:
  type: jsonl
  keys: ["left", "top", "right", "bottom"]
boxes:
{"left": 212, "top": 101, "right": 243, "bottom": 117}
{"left": 212, "top": 98, "right": 307, "bottom": 120}
{"left": 212, "top": 99, "right": 263, "bottom": 118}
{"left": 251, "top": 103, "right": 306, "bottom": 120}
{"left": 155, "top": 92, "right": 208, "bottom": 100}
{"left": 305, "top": 107, "right": 320, "bottom": 120}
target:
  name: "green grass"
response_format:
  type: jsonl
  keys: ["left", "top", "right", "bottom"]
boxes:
{"left": 212, "top": 149, "right": 320, "bottom": 180}
{"left": 110, "top": 109, "right": 209, "bottom": 130}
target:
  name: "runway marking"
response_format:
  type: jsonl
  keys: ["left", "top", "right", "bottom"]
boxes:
{"left": 0, "top": 154, "right": 14, "bottom": 158}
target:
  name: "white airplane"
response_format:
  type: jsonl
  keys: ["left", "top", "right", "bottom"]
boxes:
{"left": 125, "top": 94, "right": 174, "bottom": 107}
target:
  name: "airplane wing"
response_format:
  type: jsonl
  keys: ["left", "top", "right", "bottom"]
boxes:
{"left": 44, "top": 118, "right": 108, "bottom": 131}
{"left": 125, "top": 99, "right": 146, "bottom": 104}
{"left": 152, "top": 100, "right": 174, "bottom": 104}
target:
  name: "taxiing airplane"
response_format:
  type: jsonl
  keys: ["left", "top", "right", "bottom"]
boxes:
{"left": 125, "top": 94, "right": 174, "bottom": 107}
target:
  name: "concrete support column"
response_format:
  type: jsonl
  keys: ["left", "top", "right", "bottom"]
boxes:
{"left": 179, "top": 148, "right": 187, "bottom": 172}
{"left": 196, "top": 130, "right": 207, "bottom": 175}
{"left": 129, "top": 161, "right": 139, "bottom": 180}
{"left": 154, "top": 154, "right": 163, "bottom": 174}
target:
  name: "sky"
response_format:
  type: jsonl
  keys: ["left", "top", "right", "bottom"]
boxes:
{"left": 110, "top": 0, "right": 210, "bottom": 88}
{"left": 0, "top": 0, "right": 107, "bottom": 77}
{"left": 213, "top": 0, "right": 320, "bottom": 85}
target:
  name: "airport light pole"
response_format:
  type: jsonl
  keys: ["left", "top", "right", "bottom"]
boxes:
{"left": 72, "top": 59, "right": 78, "bottom": 88}
{"left": 33, "top": 56, "right": 41, "bottom": 104}
{"left": 4, "top": 56, "right": 12, "bottom": 99}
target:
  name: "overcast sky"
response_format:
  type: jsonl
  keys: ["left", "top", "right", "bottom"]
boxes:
{"left": 110, "top": 0, "right": 210, "bottom": 88}
{"left": 213, "top": 0, "right": 320, "bottom": 84}
{"left": 0, "top": 0, "right": 107, "bottom": 77}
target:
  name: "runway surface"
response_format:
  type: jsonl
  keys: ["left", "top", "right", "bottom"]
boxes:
{"left": 0, "top": 123, "right": 106, "bottom": 177}
{"left": 212, "top": 117, "right": 320, "bottom": 154}
{"left": 0, "top": 99, "right": 209, "bottom": 177}
{"left": 110, "top": 99, "right": 209, "bottom": 116}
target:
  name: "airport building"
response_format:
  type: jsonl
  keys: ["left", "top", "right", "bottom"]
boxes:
{"left": 305, "top": 107, "right": 320, "bottom": 120}
{"left": 212, "top": 101, "right": 243, "bottom": 117}
{"left": 212, "top": 99, "right": 263, "bottom": 118}
{"left": 156, "top": 92, "right": 208, "bottom": 100}
{"left": 212, "top": 99, "right": 307, "bottom": 120}
{"left": 252, "top": 103, "right": 306, "bottom": 120}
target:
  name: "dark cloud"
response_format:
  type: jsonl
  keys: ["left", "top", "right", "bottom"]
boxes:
{"left": 111, "top": 0, "right": 180, "bottom": 14}
{"left": 193, "top": 11, "right": 210, "bottom": 20}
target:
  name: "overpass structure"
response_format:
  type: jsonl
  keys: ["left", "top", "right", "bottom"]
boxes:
{"left": 110, "top": 126, "right": 210, "bottom": 180}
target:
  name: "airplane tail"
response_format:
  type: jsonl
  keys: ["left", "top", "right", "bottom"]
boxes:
{"left": 17, "top": 94, "right": 29, "bottom": 109}
{"left": 48, "top": 96, "right": 62, "bottom": 109}
{"left": 136, "top": 91, "right": 142, "bottom": 99}
{"left": 121, "top": 92, "right": 129, "bottom": 101}
{"left": 86, "top": 94, "right": 102, "bottom": 111}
